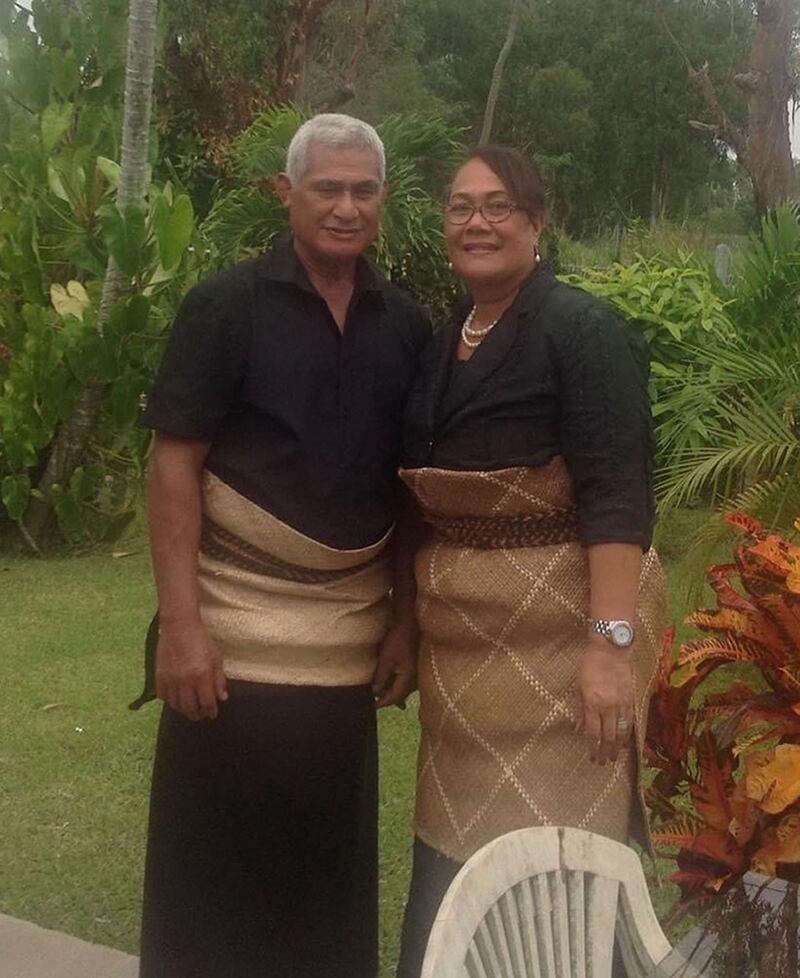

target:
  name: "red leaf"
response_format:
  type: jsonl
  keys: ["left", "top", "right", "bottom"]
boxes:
{"left": 692, "top": 732, "right": 734, "bottom": 833}
{"left": 724, "top": 512, "right": 766, "bottom": 538}
{"left": 706, "top": 562, "right": 755, "bottom": 612}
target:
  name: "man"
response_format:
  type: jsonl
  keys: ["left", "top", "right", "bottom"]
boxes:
{"left": 138, "top": 114, "right": 429, "bottom": 978}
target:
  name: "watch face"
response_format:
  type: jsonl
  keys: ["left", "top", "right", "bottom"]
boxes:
{"left": 611, "top": 622, "right": 634, "bottom": 647}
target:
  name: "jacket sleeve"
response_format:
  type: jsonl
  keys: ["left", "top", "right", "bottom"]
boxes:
{"left": 552, "top": 298, "right": 655, "bottom": 549}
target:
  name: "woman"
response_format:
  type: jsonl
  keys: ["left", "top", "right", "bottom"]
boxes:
{"left": 396, "top": 146, "right": 665, "bottom": 976}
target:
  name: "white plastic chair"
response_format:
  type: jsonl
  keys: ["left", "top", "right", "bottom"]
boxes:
{"left": 420, "top": 826, "right": 681, "bottom": 978}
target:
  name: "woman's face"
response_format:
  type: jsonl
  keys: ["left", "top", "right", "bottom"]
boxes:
{"left": 445, "top": 159, "right": 542, "bottom": 294}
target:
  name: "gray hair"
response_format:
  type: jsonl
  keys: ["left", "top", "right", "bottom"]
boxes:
{"left": 285, "top": 114, "right": 386, "bottom": 184}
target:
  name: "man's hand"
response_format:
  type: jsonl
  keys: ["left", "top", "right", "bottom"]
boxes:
{"left": 576, "top": 636, "right": 634, "bottom": 765}
{"left": 372, "top": 623, "right": 418, "bottom": 709}
{"left": 155, "top": 620, "right": 228, "bottom": 721}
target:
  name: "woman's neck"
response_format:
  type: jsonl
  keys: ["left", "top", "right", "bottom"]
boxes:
{"left": 470, "top": 268, "right": 533, "bottom": 324}
{"left": 472, "top": 282, "right": 522, "bottom": 324}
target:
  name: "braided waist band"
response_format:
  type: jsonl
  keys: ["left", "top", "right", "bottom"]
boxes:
{"left": 200, "top": 517, "right": 386, "bottom": 582}
{"left": 427, "top": 509, "right": 581, "bottom": 549}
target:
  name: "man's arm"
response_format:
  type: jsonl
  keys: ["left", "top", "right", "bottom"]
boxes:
{"left": 148, "top": 433, "right": 227, "bottom": 721}
{"left": 372, "top": 489, "right": 428, "bottom": 709}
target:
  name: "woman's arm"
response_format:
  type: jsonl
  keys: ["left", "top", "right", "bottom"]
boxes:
{"left": 577, "top": 542, "right": 641, "bottom": 764}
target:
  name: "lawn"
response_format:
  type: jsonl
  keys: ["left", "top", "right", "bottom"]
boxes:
{"left": 0, "top": 510, "right": 712, "bottom": 974}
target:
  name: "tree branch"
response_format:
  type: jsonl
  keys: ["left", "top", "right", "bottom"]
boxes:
{"left": 650, "top": 0, "right": 748, "bottom": 162}
{"left": 480, "top": 0, "right": 522, "bottom": 144}
{"left": 4, "top": 91, "right": 36, "bottom": 115}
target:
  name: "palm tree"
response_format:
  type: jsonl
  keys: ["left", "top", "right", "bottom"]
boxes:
{"left": 655, "top": 205, "right": 800, "bottom": 545}
{"left": 26, "top": 0, "right": 160, "bottom": 543}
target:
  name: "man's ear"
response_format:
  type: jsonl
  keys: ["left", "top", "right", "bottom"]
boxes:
{"left": 380, "top": 181, "right": 388, "bottom": 205}
{"left": 275, "top": 173, "right": 292, "bottom": 206}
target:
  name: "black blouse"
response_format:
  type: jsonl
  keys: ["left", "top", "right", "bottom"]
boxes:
{"left": 402, "top": 267, "right": 655, "bottom": 549}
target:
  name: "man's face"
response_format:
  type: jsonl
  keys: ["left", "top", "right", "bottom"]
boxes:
{"left": 278, "top": 143, "right": 386, "bottom": 269}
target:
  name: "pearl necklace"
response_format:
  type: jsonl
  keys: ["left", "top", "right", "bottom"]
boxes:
{"left": 460, "top": 306, "right": 500, "bottom": 348}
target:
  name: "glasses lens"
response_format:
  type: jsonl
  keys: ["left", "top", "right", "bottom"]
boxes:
{"left": 483, "top": 200, "right": 514, "bottom": 223}
{"left": 446, "top": 203, "right": 474, "bottom": 225}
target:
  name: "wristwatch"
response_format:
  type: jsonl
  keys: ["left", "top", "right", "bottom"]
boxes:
{"left": 588, "top": 618, "right": 635, "bottom": 648}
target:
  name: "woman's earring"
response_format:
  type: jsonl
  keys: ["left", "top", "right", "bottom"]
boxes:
{"left": 448, "top": 261, "right": 453, "bottom": 272}
{"left": 533, "top": 245, "right": 541, "bottom": 265}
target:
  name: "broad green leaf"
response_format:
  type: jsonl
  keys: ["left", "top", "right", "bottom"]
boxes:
{"left": 1, "top": 474, "right": 30, "bottom": 522}
{"left": 49, "top": 483, "right": 83, "bottom": 537}
{"left": 47, "top": 161, "right": 71, "bottom": 202}
{"left": 111, "top": 374, "right": 143, "bottom": 427}
{"left": 96, "top": 156, "right": 121, "bottom": 190}
{"left": 41, "top": 102, "right": 74, "bottom": 152}
{"left": 50, "top": 281, "right": 90, "bottom": 321}
{"left": 100, "top": 203, "right": 147, "bottom": 276}
{"left": 154, "top": 194, "right": 194, "bottom": 270}
{"left": 51, "top": 49, "right": 81, "bottom": 99}
{"left": 69, "top": 465, "right": 102, "bottom": 502}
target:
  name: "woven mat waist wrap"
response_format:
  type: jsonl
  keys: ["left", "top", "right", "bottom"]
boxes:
{"left": 196, "top": 471, "right": 393, "bottom": 687}
{"left": 427, "top": 510, "right": 580, "bottom": 549}
{"left": 200, "top": 517, "right": 385, "bottom": 583}
{"left": 399, "top": 458, "right": 666, "bottom": 863}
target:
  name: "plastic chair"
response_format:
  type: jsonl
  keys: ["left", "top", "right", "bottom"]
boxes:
{"left": 420, "top": 826, "right": 680, "bottom": 978}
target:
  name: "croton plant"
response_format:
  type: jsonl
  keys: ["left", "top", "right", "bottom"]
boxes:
{"left": 646, "top": 512, "right": 800, "bottom": 898}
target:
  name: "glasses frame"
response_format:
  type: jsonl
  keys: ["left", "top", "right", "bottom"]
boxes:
{"left": 444, "top": 200, "right": 518, "bottom": 226}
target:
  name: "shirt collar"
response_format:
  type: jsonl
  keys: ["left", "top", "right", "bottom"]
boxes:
{"left": 258, "top": 235, "right": 384, "bottom": 297}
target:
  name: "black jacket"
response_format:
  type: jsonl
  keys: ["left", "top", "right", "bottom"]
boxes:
{"left": 402, "top": 267, "right": 655, "bottom": 549}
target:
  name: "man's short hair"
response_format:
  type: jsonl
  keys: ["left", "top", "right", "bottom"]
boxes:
{"left": 286, "top": 114, "right": 386, "bottom": 185}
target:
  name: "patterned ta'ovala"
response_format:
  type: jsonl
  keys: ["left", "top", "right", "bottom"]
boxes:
{"left": 400, "top": 457, "right": 666, "bottom": 863}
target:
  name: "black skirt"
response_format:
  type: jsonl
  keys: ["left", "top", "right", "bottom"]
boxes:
{"left": 140, "top": 680, "right": 378, "bottom": 978}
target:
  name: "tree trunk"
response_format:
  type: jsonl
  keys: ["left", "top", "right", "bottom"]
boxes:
{"left": 25, "top": 0, "right": 159, "bottom": 544}
{"left": 656, "top": 0, "right": 798, "bottom": 214}
{"left": 480, "top": 0, "right": 522, "bottom": 144}
{"left": 739, "top": 0, "right": 798, "bottom": 212}
{"left": 273, "top": 0, "right": 336, "bottom": 106}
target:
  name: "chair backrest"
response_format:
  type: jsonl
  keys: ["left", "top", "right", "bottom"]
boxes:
{"left": 420, "top": 827, "right": 676, "bottom": 978}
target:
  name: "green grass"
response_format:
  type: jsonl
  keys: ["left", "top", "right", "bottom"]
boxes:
{"left": 0, "top": 548, "right": 420, "bottom": 975}
{"left": 0, "top": 512, "right": 712, "bottom": 973}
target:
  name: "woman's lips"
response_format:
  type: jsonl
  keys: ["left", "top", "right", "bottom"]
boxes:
{"left": 463, "top": 243, "right": 498, "bottom": 253}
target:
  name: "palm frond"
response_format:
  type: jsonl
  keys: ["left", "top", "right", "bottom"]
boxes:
{"left": 227, "top": 105, "right": 307, "bottom": 182}
{"left": 201, "top": 186, "right": 286, "bottom": 268}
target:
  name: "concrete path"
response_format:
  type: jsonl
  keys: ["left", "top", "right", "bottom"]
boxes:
{"left": 0, "top": 914, "right": 138, "bottom": 978}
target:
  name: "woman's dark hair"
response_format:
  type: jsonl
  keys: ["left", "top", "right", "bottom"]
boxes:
{"left": 457, "top": 145, "right": 547, "bottom": 222}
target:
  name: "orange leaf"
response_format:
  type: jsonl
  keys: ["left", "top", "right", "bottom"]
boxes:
{"left": 748, "top": 537, "right": 796, "bottom": 577}
{"left": 651, "top": 814, "right": 705, "bottom": 849}
{"left": 676, "top": 635, "right": 761, "bottom": 672}
{"left": 751, "top": 814, "right": 800, "bottom": 876}
{"left": 745, "top": 744, "right": 800, "bottom": 814}
{"left": 686, "top": 607, "right": 788, "bottom": 655}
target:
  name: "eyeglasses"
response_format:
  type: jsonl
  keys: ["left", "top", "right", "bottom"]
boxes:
{"left": 445, "top": 199, "right": 517, "bottom": 225}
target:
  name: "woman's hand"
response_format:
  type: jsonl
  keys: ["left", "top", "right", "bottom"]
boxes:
{"left": 576, "top": 635, "right": 634, "bottom": 764}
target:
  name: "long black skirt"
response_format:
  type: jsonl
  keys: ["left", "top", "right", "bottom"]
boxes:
{"left": 140, "top": 680, "right": 378, "bottom": 978}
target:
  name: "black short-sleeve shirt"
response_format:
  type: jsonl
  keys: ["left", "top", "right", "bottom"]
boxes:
{"left": 402, "top": 267, "right": 655, "bottom": 549}
{"left": 143, "top": 237, "right": 431, "bottom": 549}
